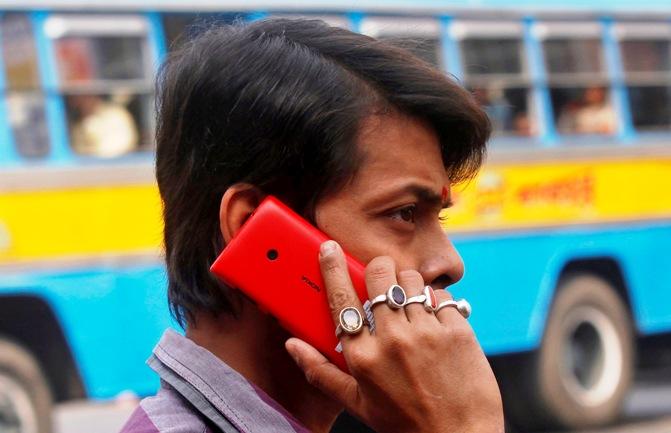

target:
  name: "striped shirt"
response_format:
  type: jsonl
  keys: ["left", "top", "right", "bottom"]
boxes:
{"left": 119, "top": 329, "right": 311, "bottom": 433}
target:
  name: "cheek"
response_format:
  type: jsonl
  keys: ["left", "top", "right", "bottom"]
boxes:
{"left": 315, "top": 201, "right": 421, "bottom": 268}
{"left": 316, "top": 207, "right": 398, "bottom": 264}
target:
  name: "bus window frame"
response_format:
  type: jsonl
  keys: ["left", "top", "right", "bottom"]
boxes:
{"left": 0, "top": 11, "right": 29, "bottom": 165}
{"left": 8, "top": 9, "right": 671, "bottom": 167}
{"left": 452, "top": 20, "right": 539, "bottom": 146}
{"left": 159, "top": 11, "right": 254, "bottom": 52}
{"left": 533, "top": 20, "right": 624, "bottom": 142}
{"left": 46, "top": 14, "right": 154, "bottom": 90}
{"left": 360, "top": 15, "right": 443, "bottom": 69}
{"left": 535, "top": 22, "right": 608, "bottom": 84}
{"left": 36, "top": 12, "right": 158, "bottom": 163}
{"left": 614, "top": 21, "right": 671, "bottom": 136}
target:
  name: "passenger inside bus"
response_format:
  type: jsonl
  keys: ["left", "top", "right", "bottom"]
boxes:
{"left": 67, "top": 94, "right": 139, "bottom": 157}
{"left": 473, "top": 87, "right": 512, "bottom": 132}
{"left": 557, "top": 86, "right": 616, "bottom": 134}
{"left": 472, "top": 86, "right": 533, "bottom": 136}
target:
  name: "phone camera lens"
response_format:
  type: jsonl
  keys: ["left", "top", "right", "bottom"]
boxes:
{"left": 267, "top": 249, "right": 279, "bottom": 260}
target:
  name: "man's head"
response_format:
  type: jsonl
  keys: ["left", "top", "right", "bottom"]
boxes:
{"left": 155, "top": 18, "right": 490, "bottom": 326}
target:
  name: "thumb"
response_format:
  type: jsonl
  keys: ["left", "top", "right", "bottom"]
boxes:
{"left": 285, "top": 338, "right": 358, "bottom": 406}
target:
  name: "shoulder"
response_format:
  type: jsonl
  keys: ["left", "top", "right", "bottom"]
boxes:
{"left": 119, "top": 382, "right": 215, "bottom": 433}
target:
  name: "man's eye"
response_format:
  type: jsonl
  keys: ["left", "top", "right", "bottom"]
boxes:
{"left": 390, "top": 205, "right": 416, "bottom": 223}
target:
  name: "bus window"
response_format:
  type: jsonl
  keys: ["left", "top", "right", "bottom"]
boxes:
{"left": 162, "top": 13, "right": 245, "bottom": 51}
{"left": 455, "top": 21, "right": 533, "bottom": 137}
{"left": 1, "top": 13, "right": 50, "bottom": 158}
{"left": 360, "top": 17, "right": 442, "bottom": 68}
{"left": 617, "top": 24, "right": 671, "bottom": 132}
{"left": 539, "top": 23, "right": 615, "bottom": 136}
{"left": 45, "top": 15, "right": 154, "bottom": 157}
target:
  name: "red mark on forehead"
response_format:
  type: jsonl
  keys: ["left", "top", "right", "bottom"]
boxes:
{"left": 441, "top": 186, "right": 449, "bottom": 202}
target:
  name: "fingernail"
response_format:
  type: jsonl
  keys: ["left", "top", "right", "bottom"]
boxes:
{"left": 320, "top": 240, "right": 338, "bottom": 257}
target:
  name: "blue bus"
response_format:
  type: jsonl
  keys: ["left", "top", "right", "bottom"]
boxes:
{"left": 1, "top": 1, "right": 670, "bottom": 431}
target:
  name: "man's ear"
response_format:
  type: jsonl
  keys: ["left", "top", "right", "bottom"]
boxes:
{"left": 219, "top": 184, "right": 265, "bottom": 243}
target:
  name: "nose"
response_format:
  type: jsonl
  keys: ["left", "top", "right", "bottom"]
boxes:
{"left": 417, "top": 231, "right": 465, "bottom": 291}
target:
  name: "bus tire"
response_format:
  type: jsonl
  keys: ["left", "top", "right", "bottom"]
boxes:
{"left": 523, "top": 273, "right": 634, "bottom": 430}
{"left": 0, "top": 337, "right": 53, "bottom": 433}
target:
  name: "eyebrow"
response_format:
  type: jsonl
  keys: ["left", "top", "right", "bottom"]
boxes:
{"left": 401, "top": 184, "right": 453, "bottom": 209}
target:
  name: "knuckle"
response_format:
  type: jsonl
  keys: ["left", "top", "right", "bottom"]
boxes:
{"left": 434, "top": 289, "right": 453, "bottom": 302}
{"left": 382, "top": 328, "right": 412, "bottom": 353}
{"left": 347, "top": 346, "right": 376, "bottom": 374}
{"left": 446, "top": 324, "right": 476, "bottom": 346}
{"left": 320, "top": 254, "right": 342, "bottom": 274}
{"left": 304, "top": 364, "right": 325, "bottom": 388}
{"left": 397, "top": 269, "right": 422, "bottom": 282}
{"left": 415, "top": 324, "right": 440, "bottom": 343}
{"left": 328, "top": 290, "right": 351, "bottom": 309}
{"left": 366, "top": 256, "right": 395, "bottom": 281}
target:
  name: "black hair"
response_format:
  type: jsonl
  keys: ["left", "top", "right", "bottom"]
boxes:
{"left": 155, "top": 18, "right": 490, "bottom": 326}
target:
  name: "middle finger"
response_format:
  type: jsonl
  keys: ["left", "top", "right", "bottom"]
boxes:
{"left": 365, "top": 256, "right": 406, "bottom": 331}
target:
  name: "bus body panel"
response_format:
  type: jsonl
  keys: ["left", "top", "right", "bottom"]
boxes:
{"left": 0, "top": 265, "right": 171, "bottom": 399}
{"left": 2, "top": 222, "right": 669, "bottom": 397}
{"left": 454, "top": 222, "right": 671, "bottom": 356}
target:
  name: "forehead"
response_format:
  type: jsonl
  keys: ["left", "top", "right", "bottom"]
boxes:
{"left": 349, "top": 112, "right": 448, "bottom": 190}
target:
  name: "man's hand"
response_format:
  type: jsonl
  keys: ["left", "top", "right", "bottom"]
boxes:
{"left": 285, "top": 240, "right": 504, "bottom": 433}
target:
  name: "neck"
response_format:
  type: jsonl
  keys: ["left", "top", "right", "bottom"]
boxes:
{"left": 187, "top": 298, "right": 342, "bottom": 433}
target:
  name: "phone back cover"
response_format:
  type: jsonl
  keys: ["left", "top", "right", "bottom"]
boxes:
{"left": 210, "top": 196, "right": 367, "bottom": 371}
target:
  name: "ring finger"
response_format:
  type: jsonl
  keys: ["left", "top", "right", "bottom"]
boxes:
{"left": 397, "top": 269, "right": 433, "bottom": 324}
{"left": 433, "top": 289, "right": 472, "bottom": 325}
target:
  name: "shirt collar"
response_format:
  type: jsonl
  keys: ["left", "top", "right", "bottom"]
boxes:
{"left": 150, "top": 329, "right": 310, "bottom": 433}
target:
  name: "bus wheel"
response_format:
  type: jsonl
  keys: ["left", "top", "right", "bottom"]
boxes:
{"left": 0, "top": 338, "right": 53, "bottom": 433}
{"left": 537, "top": 273, "right": 634, "bottom": 429}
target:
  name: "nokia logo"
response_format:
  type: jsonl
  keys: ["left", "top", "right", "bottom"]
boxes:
{"left": 301, "top": 275, "right": 321, "bottom": 292}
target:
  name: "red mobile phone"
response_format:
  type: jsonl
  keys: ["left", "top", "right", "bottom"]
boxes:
{"left": 210, "top": 196, "right": 367, "bottom": 371}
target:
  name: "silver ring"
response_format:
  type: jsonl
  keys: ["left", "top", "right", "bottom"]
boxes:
{"left": 423, "top": 286, "right": 437, "bottom": 312}
{"left": 335, "top": 306, "right": 365, "bottom": 338}
{"left": 434, "top": 299, "right": 472, "bottom": 319}
{"left": 369, "top": 293, "right": 387, "bottom": 308}
{"left": 369, "top": 284, "right": 407, "bottom": 310}
{"left": 405, "top": 294, "right": 427, "bottom": 307}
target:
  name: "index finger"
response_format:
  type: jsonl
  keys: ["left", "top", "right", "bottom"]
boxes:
{"left": 319, "top": 241, "right": 371, "bottom": 345}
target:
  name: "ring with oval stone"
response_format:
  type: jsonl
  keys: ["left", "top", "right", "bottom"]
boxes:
{"left": 404, "top": 286, "right": 439, "bottom": 313}
{"left": 434, "top": 298, "right": 472, "bottom": 319}
{"left": 335, "top": 306, "right": 368, "bottom": 338}
{"left": 423, "top": 286, "right": 438, "bottom": 312}
{"left": 369, "top": 284, "right": 407, "bottom": 310}
{"left": 404, "top": 294, "right": 427, "bottom": 307}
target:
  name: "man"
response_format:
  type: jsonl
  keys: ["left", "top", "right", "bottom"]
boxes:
{"left": 121, "top": 18, "right": 503, "bottom": 433}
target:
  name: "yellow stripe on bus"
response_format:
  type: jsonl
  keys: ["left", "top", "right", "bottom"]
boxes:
{"left": 444, "top": 158, "right": 671, "bottom": 231}
{"left": 0, "top": 185, "right": 163, "bottom": 261}
{"left": 2, "top": 158, "right": 671, "bottom": 262}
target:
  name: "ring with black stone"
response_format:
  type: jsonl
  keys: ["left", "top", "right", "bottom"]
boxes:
{"left": 369, "top": 284, "right": 407, "bottom": 310}
{"left": 335, "top": 306, "right": 366, "bottom": 338}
